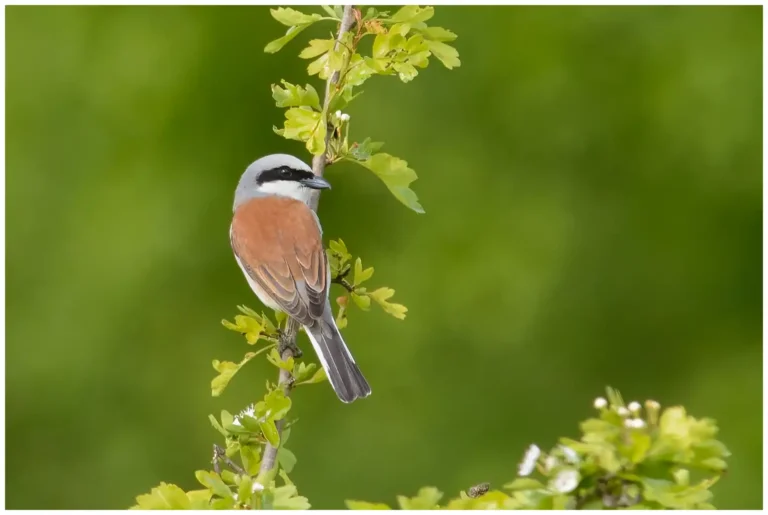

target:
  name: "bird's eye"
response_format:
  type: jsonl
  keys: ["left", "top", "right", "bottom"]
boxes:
{"left": 280, "top": 168, "right": 292, "bottom": 178}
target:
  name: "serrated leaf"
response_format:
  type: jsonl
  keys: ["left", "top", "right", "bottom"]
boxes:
{"left": 211, "top": 351, "right": 260, "bottom": 397}
{"left": 208, "top": 414, "right": 227, "bottom": 437}
{"left": 186, "top": 489, "right": 213, "bottom": 509}
{"left": 270, "top": 7, "right": 322, "bottom": 26}
{"left": 329, "top": 239, "right": 352, "bottom": 260}
{"left": 240, "top": 444, "right": 261, "bottom": 476}
{"left": 133, "top": 482, "right": 191, "bottom": 509}
{"left": 264, "top": 24, "right": 311, "bottom": 54}
{"left": 261, "top": 388, "right": 293, "bottom": 421}
{"left": 353, "top": 257, "right": 374, "bottom": 285}
{"left": 369, "top": 287, "right": 408, "bottom": 319}
{"left": 346, "top": 500, "right": 392, "bottom": 509}
{"left": 320, "top": 5, "right": 339, "bottom": 18}
{"left": 351, "top": 292, "right": 371, "bottom": 311}
{"left": 274, "top": 106, "right": 322, "bottom": 143}
{"left": 356, "top": 153, "right": 424, "bottom": 213}
{"left": 271, "top": 80, "right": 321, "bottom": 110}
{"left": 272, "top": 485, "right": 311, "bottom": 510}
{"left": 397, "top": 487, "right": 443, "bottom": 509}
{"left": 307, "top": 113, "right": 327, "bottom": 156}
{"left": 267, "top": 348, "right": 295, "bottom": 371}
{"left": 420, "top": 26, "right": 458, "bottom": 42}
{"left": 296, "top": 367, "right": 327, "bottom": 385}
{"left": 393, "top": 62, "right": 418, "bottom": 82}
{"left": 299, "top": 38, "right": 334, "bottom": 59}
{"left": 195, "top": 471, "right": 233, "bottom": 500}
{"left": 425, "top": 40, "right": 460, "bottom": 69}
{"left": 260, "top": 420, "right": 280, "bottom": 447}
{"left": 293, "top": 362, "right": 317, "bottom": 383}
{"left": 277, "top": 447, "right": 298, "bottom": 473}
{"left": 390, "top": 5, "right": 434, "bottom": 23}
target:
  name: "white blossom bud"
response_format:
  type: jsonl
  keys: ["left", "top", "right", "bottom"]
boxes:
{"left": 518, "top": 444, "right": 541, "bottom": 476}
{"left": 593, "top": 397, "right": 608, "bottom": 409}
{"left": 251, "top": 482, "right": 265, "bottom": 493}
{"left": 544, "top": 455, "right": 558, "bottom": 472}
{"left": 617, "top": 406, "right": 630, "bottom": 417}
{"left": 340, "top": 113, "right": 350, "bottom": 122}
{"left": 628, "top": 401, "right": 641, "bottom": 413}
{"left": 560, "top": 445, "right": 579, "bottom": 464}
{"left": 645, "top": 399, "right": 660, "bottom": 410}
{"left": 334, "top": 110, "right": 342, "bottom": 119}
{"left": 550, "top": 469, "right": 580, "bottom": 493}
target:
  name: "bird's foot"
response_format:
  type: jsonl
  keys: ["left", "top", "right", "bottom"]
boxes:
{"left": 277, "top": 332, "right": 303, "bottom": 358}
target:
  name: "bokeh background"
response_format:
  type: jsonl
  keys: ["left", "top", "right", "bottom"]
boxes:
{"left": 6, "top": 5, "right": 762, "bottom": 509}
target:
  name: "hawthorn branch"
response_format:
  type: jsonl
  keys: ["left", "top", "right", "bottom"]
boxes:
{"left": 256, "top": 4, "right": 357, "bottom": 482}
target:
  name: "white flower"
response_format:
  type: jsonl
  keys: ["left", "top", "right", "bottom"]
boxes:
{"left": 340, "top": 113, "right": 350, "bottom": 122}
{"left": 624, "top": 418, "right": 647, "bottom": 429}
{"left": 518, "top": 444, "right": 541, "bottom": 476}
{"left": 251, "top": 482, "right": 265, "bottom": 493}
{"left": 550, "top": 469, "right": 580, "bottom": 493}
{"left": 628, "top": 401, "right": 641, "bottom": 413}
{"left": 233, "top": 404, "right": 256, "bottom": 426}
{"left": 617, "top": 406, "right": 630, "bottom": 417}
{"left": 559, "top": 445, "right": 579, "bottom": 464}
{"left": 593, "top": 397, "right": 608, "bottom": 409}
{"left": 544, "top": 455, "right": 558, "bottom": 472}
{"left": 334, "top": 110, "right": 342, "bottom": 119}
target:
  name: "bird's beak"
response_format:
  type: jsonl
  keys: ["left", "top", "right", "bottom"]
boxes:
{"left": 300, "top": 176, "right": 332, "bottom": 190}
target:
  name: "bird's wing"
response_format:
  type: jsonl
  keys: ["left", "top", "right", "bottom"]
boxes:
{"left": 230, "top": 196, "right": 328, "bottom": 324}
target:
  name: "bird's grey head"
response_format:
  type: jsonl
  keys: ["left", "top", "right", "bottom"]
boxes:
{"left": 233, "top": 154, "right": 331, "bottom": 211}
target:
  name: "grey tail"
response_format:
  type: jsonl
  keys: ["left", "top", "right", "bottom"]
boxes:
{"left": 304, "top": 317, "right": 371, "bottom": 403}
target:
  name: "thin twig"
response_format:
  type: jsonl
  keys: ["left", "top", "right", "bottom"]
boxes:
{"left": 213, "top": 444, "right": 247, "bottom": 476}
{"left": 256, "top": 4, "right": 357, "bottom": 482}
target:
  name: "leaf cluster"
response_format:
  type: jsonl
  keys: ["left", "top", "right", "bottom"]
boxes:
{"left": 345, "top": 387, "right": 730, "bottom": 510}
{"left": 266, "top": 5, "right": 460, "bottom": 213}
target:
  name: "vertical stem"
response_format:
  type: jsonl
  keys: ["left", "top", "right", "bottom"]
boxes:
{"left": 256, "top": 5, "right": 357, "bottom": 482}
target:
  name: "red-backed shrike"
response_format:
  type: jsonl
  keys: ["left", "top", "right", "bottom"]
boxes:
{"left": 230, "top": 154, "right": 371, "bottom": 403}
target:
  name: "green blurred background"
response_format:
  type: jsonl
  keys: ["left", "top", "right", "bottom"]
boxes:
{"left": 6, "top": 5, "right": 762, "bottom": 509}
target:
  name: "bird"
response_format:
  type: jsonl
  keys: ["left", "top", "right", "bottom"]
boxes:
{"left": 229, "top": 154, "right": 371, "bottom": 403}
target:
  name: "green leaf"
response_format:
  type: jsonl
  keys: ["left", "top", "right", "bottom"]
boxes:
{"left": 346, "top": 500, "right": 392, "bottom": 509}
{"left": 425, "top": 40, "right": 460, "bottom": 69}
{"left": 351, "top": 292, "right": 371, "bottom": 311}
{"left": 237, "top": 475, "right": 253, "bottom": 507}
{"left": 420, "top": 26, "right": 458, "bottom": 42}
{"left": 240, "top": 444, "right": 261, "bottom": 476}
{"left": 208, "top": 414, "right": 227, "bottom": 437}
{"left": 293, "top": 362, "right": 317, "bottom": 383}
{"left": 329, "top": 239, "right": 352, "bottom": 261}
{"left": 270, "top": 7, "right": 322, "bottom": 26}
{"left": 503, "top": 478, "right": 546, "bottom": 491}
{"left": 186, "top": 489, "right": 213, "bottom": 509}
{"left": 261, "top": 388, "right": 293, "bottom": 421}
{"left": 320, "top": 5, "right": 339, "bottom": 18}
{"left": 390, "top": 5, "right": 434, "bottom": 23}
{"left": 397, "top": 487, "right": 443, "bottom": 509}
{"left": 195, "top": 471, "right": 233, "bottom": 500}
{"left": 345, "top": 54, "right": 377, "bottom": 87}
{"left": 296, "top": 366, "right": 327, "bottom": 385}
{"left": 348, "top": 138, "right": 384, "bottom": 161}
{"left": 267, "top": 348, "right": 295, "bottom": 372}
{"left": 133, "top": 482, "right": 191, "bottom": 509}
{"left": 264, "top": 24, "right": 311, "bottom": 54}
{"left": 221, "top": 314, "right": 264, "bottom": 344}
{"left": 307, "top": 113, "right": 327, "bottom": 156}
{"left": 307, "top": 52, "right": 330, "bottom": 77}
{"left": 353, "top": 257, "right": 374, "bottom": 285}
{"left": 272, "top": 485, "right": 311, "bottom": 510}
{"left": 260, "top": 420, "right": 280, "bottom": 446}
{"left": 211, "top": 351, "right": 261, "bottom": 397}
{"left": 274, "top": 106, "right": 322, "bottom": 143}
{"left": 372, "top": 33, "right": 391, "bottom": 59}
{"left": 356, "top": 153, "right": 424, "bottom": 213}
{"left": 271, "top": 80, "right": 321, "bottom": 110}
{"left": 278, "top": 447, "right": 298, "bottom": 473}
{"left": 369, "top": 287, "right": 408, "bottom": 319}
{"left": 393, "top": 62, "right": 418, "bottom": 82}
{"left": 299, "top": 38, "right": 334, "bottom": 59}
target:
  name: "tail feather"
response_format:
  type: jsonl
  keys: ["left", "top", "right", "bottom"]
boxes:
{"left": 304, "top": 317, "right": 371, "bottom": 403}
